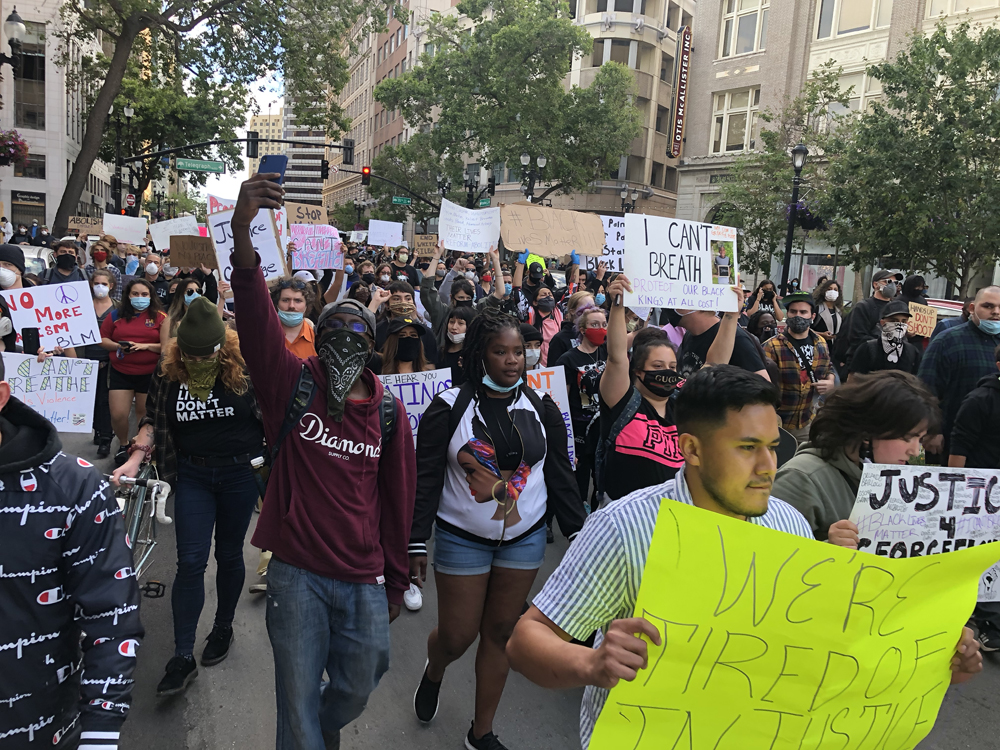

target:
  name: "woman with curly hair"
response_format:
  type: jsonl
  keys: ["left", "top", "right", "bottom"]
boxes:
{"left": 407, "top": 308, "right": 585, "bottom": 750}
{"left": 114, "top": 297, "right": 265, "bottom": 698}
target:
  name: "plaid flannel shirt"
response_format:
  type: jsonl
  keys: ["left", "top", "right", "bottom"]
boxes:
{"left": 762, "top": 331, "right": 831, "bottom": 430}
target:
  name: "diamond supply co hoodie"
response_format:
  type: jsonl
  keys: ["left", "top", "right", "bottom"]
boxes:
{"left": 230, "top": 256, "right": 416, "bottom": 606}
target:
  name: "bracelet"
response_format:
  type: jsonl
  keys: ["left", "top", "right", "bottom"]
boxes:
{"left": 127, "top": 443, "right": 153, "bottom": 458}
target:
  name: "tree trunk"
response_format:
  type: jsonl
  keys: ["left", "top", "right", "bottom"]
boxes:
{"left": 853, "top": 254, "right": 867, "bottom": 303}
{"left": 53, "top": 20, "right": 144, "bottom": 236}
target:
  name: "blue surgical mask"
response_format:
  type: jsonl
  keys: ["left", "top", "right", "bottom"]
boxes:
{"left": 345, "top": 265, "right": 354, "bottom": 275}
{"left": 278, "top": 310, "right": 304, "bottom": 327}
{"left": 131, "top": 296, "right": 150, "bottom": 311}
{"left": 595, "top": 293, "right": 606, "bottom": 306}
{"left": 482, "top": 371, "right": 523, "bottom": 393}
{"left": 184, "top": 291, "right": 201, "bottom": 306}
{"left": 504, "top": 283, "right": 512, "bottom": 296}
{"left": 978, "top": 318, "right": 1000, "bottom": 336}
{"left": 125, "top": 258, "right": 139, "bottom": 276}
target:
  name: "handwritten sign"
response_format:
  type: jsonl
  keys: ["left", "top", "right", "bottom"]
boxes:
{"left": 588, "top": 497, "right": 1000, "bottom": 750}
{"left": 2, "top": 352, "right": 98, "bottom": 432}
{"left": 379, "top": 368, "right": 453, "bottom": 444}
{"left": 102, "top": 214, "right": 149, "bottom": 246}
{"left": 170, "top": 236, "right": 218, "bottom": 270}
{"left": 622, "top": 213, "right": 740, "bottom": 312}
{"left": 849, "top": 464, "right": 1000, "bottom": 600}
{"left": 68, "top": 216, "right": 102, "bottom": 234}
{"left": 367, "top": 219, "right": 403, "bottom": 247}
{"left": 1, "top": 281, "right": 101, "bottom": 350}
{"left": 414, "top": 234, "right": 439, "bottom": 257}
{"left": 526, "top": 366, "right": 575, "bottom": 466}
{"left": 148, "top": 215, "right": 200, "bottom": 255}
{"left": 207, "top": 193, "right": 287, "bottom": 247}
{"left": 908, "top": 302, "right": 938, "bottom": 338}
{"left": 582, "top": 215, "right": 626, "bottom": 274}
{"left": 287, "top": 201, "right": 326, "bottom": 225}
{"left": 290, "top": 224, "right": 343, "bottom": 270}
{"left": 350, "top": 230, "right": 368, "bottom": 243}
{"left": 500, "top": 203, "right": 605, "bottom": 258}
{"left": 208, "top": 208, "right": 287, "bottom": 283}
{"left": 438, "top": 198, "right": 500, "bottom": 254}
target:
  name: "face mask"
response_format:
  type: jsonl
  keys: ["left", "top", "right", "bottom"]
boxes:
{"left": 436, "top": 268, "right": 446, "bottom": 277}
{"left": 482, "top": 368, "right": 523, "bottom": 393}
{"left": 398, "top": 253, "right": 409, "bottom": 263}
{"left": 641, "top": 369, "right": 683, "bottom": 398}
{"left": 389, "top": 300, "right": 416, "bottom": 317}
{"left": 448, "top": 331, "right": 466, "bottom": 345}
{"left": 464, "top": 271, "right": 476, "bottom": 280}
{"left": 184, "top": 291, "right": 201, "bottom": 306}
{"left": 0, "top": 267, "right": 17, "bottom": 289}
{"left": 525, "top": 348, "right": 541, "bottom": 367}
{"left": 881, "top": 321, "right": 908, "bottom": 362}
{"left": 977, "top": 318, "right": 1000, "bottom": 336}
{"left": 146, "top": 262, "right": 159, "bottom": 276}
{"left": 278, "top": 310, "right": 304, "bottom": 327}
{"left": 345, "top": 265, "right": 354, "bottom": 275}
{"left": 380, "top": 274, "right": 391, "bottom": 284}
{"left": 595, "top": 293, "right": 606, "bottom": 306}
{"left": 787, "top": 315, "right": 811, "bottom": 334}
{"left": 880, "top": 281, "right": 898, "bottom": 298}
{"left": 536, "top": 297, "right": 556, "bottom": 313}
{"left": 664, "top": 308, "right": 695, "bottom": 328}
{"left": 626, "top": 318, "right": 641, "bottom": 332}
{"left": 131, "top": 296, "right": 151, "bottom": 311}
{"left": 317, "top": 329, "right": 371, "bottom": 422}
{"left": 504, "top": 283, "right": 512, "bottom": 296}
{"left": 762, "top": 290, "right": 774, "bottom": 300}
{"left": 41, "top": 230, "right": 48, "bottom": 236}
{"left": 584, "top": 327, "right": 608, "bottom": 346}
{"left": 454, "top": 299, "right": 473, "bottom": 308}
{"left": 92, "top": 250, "right": 107, "bottom": 263}
{"left": 791, "top": 281, "right": 799, "bottom": 289}
{"left": 56, "top": 254, "right": 77, "bottom": 271}
{"left": 482, "top": 276, "right": 492, "bottom": 285}
{"left": 362, "top": 273, "right": 377, "bottom": 285}
{"left": 396, "top": 336, "right": 421, "bottom": 362}
{"left": 182, "top": 356, "right": 221, "bottom": 402}
{"left": 825, "top": 289, "right": 839, "bottom": 302}
{"left": 759, "top": 326, "right": 776, "bottom": 341}
{"left": 93, "top": 284, "right": 110, "bottom": 299}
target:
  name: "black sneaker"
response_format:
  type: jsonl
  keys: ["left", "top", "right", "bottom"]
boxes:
{"left": 97, "top": 437, "right": 112, "bottom": 459}
{"left": 413, "top": 660, "right": 441, "bottom": 723}
{"left": 465, "top": 722, "right": 509, "bottom": 750}
{"left": 979, "top": 621, "right": 1000, "bottom": 652}
{"left": 201, "top": 624, "right": 234, "bottom": 666}
{"left": 156, "top": 655, "right": 197, "bottom": 696}
{"left": 114, "top": 448, "right": 128, "bottom": 467}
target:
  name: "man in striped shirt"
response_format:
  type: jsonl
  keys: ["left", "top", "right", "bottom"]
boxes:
{"left": 507, "top": 365, "right": 983, "bottom": 749}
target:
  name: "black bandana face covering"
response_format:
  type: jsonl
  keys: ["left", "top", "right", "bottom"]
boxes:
{"left": 317, "top": 329, "right": 370, "bottom": 422}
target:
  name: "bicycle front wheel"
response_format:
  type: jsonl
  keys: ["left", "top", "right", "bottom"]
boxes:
{"left": 124, "top": 463, "right": 158, "bottom": 577}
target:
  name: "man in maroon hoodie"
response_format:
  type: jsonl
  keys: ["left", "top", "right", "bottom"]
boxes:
{"left": 229, "top": 174, "right": 416, "bottom": 750}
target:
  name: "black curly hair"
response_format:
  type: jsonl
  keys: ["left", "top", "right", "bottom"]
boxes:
{"left": 460, "top": 307, "right": 524, "bottom": 386}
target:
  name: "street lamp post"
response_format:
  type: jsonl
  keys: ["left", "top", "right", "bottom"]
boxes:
{"left": 437, "top": 174, "right": 452, "bottom": 199}
{"left": 780, "top": 143, "right": 809, "bottom": 295}
{"left": 0, "top": 8, "right": 24, "bottom": 75}
{"left": 111, "top": 103, "right": 135, "bottom": 213}
{"left": 520, "top": 153, "right": 546, "bottom": 202}
{"left": 153, "top": 189, "right": 164, "bottom": 221}
{"left": 620, "top": 186, "right": 639, "bottom": 214}
{"left": 464, "top": 169, "right": 480, "bottom": 209}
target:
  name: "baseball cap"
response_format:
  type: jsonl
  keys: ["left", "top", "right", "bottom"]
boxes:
{"left": 528, "top": 262, "right": 544, "bottom": 280}
{"left": 881, "top": 300, "right": 912, "bottom": 319}
{"left": 782, "top": 292, "right": 815, "bottom": 311}
{"left": 872, "top": 270, "right": 904, "bottom": 284}
{"left": 317, "top": 298, "right": 376, "bottom": 337}
{"left": 386, "top": 316, "right": 427, "bottom": 337}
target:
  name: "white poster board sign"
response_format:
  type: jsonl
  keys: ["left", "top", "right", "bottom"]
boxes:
{"left": 367, "top": 219, "right": 403, "bottom": 247}
{"left": 290, "top": 224, "right": 343, "bottom": 270}
{"left": 582, "top": 215, "right": 626, "bottom": 274}
{"left": 3, "top": 352, "right": 98, "bottom": 433}
{"left": 438, "top": 198, "right": 501, "bottom": 254}
{"left": 622, "top": 214, "right": 740, "bottom": 312}
{"left": 350, "top": 231, "right": 368, "bottom": 244}
{"left": 207, "top": 208, "right": 287, "bottom": 283}
{"left": 149, "top": 215, "right": 200, "bottom": 256}
{"left": 207, "top": 193, "right": 287, "bottom": 247}
{"left": 1, "top": 281, "right": 101, "bottom": 350}
{"left": 102, "top": 214, "right": 149, "bottom": 246}
{"left": 379, "top": 368, "right": 453, "bottom": 445}
{"left": 525, "top": 366, "right": 575, "bottom": 466}
{"left": 848, "top": 464, "right": 1000, "bottom": 601}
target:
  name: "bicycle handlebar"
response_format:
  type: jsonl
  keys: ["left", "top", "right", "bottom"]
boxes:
{"left": 108, "top": 474, "right": 173, "bottom": 526}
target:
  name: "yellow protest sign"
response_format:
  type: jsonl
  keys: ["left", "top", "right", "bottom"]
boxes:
{"left": 588, "top": 499, "right": 999, "bottom": 750}
{"left": 908, "top": 302, "right": 938, "bottom": 338}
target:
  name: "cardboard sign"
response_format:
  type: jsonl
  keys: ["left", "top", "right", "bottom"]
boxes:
{"left": 582, "top": 215, "right": 626, "bottom": 274}
{"left": 908, "top": 302, "right": 938, "bottom": 338}
{"left": 500, "top": 203, "right": 605, "bottom": 258}
{"left": 148, "top": 215, "right": 200, "bottom": 255}
{"left": 438, "top": 198, "right": 500, "bottom": 254}
{"left": 290, "top": 224, "right": 343, "bottom": 270}
{"left": 349, "top": 230, "right": 368, "bottom": 243}
{"left": 208, "top": 208, "right": 287, "bottom": 282}
{"left": 379, "top": 368, "right": 453, "bottom": 444}
{"left": 367, "top": 219, "right": 403, "bottom": 247}
{"left": 414, "top": 234, "right": 439, "bottom": 256}
{"left": 622, "top": 213, "right": 740, "bottom": 312}
{"left": 2, "top": 352, "right": 98, "bottom": 433}
{"left": 68, "top": 216, "right": 102, "bottom": 234}
{"left": 526, "top": 366, "right": 575, "bottom": 466}
{"left": 170, "top": 236, "right": 218, "bottom": 270}
{"left": 1, "top": 281, "right": 101, "bottom": 350}
{"left": 102, "top": 214, "right": 149, "bottom": 246}
{"left": 588, "top": 498, "right": 1000, "bottom": 750}
{"left": 849, "top": 464, "right": 1000, "bottom": 601}
{"left": 286, "top": 201, "right": 326, "bottom": 225}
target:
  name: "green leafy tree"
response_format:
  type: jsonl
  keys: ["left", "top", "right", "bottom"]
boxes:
{"left": 374, "top": 0, "right": 641, "bottom": 200}
{"left": 330, "top": 202, "right": 365, "bottom": 231}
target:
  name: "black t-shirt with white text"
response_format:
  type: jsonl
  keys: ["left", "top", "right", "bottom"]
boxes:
{"left": 168, "top": 381, "right": 265, "bottom": 458}
{"left": 678, "top": 323, "right": 765, "bottom": 378}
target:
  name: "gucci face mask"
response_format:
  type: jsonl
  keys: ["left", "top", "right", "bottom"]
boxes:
{"left": 317, "top": 329, "right": 371, "bottom": 421}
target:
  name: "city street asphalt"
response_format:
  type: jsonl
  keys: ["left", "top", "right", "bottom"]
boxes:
{"left": 60, "top": 431, "right": 1000, "bottom": 750}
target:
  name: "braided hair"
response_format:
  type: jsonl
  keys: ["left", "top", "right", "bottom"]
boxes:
{"left": 461, "top": 306, "right": 524, "bottom": 386}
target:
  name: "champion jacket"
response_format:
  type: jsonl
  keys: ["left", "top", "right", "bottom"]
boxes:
{"left": 0, "top": 397, "right": 143, "bottom": 749}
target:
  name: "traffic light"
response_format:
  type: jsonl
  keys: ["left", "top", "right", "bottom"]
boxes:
{"left": 321, "top": 159, "right": 330, "bottom": 180}
{"left": 342, "top": 137, "right": 355, "bottom": 166}
{"left": 247, "top": 130, "right": 259, "bottom": 159}
{"left": 361, "top": 166, "right": 371, "bottom": 185}
{"left": 487, "top": 174, "right": 496, "bottom": 196}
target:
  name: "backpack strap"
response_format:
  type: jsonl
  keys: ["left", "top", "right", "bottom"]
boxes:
{"left": 271, "top": 365, "right": 318, "bottom": 461}
{"left": 520, "top": 385, "right": 547, "bottom": 424}
{"left": 446, "top": 382, "right": 478, "bottom": 443}
{"left": 594, "top": 388, "right": 644, "bottom": 494}
{"left": 378, "top": 386, "right": 397, "bottom": 448}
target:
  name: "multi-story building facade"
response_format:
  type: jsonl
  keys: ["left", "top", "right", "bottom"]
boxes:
{"left": 247, "top": 112, "right": 285, "bottom": 176}
{"left": 283, "top": 104, "right": 325, "bottom": 205}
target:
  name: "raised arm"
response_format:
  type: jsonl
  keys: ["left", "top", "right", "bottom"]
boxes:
{"left": 489, "top": 246, "right": 504, "bottom": 300}
{"left": 705, "top": 286, "right": 745, "bottom": 367}
{"left": 324, "top": 269, "right": 346, "bottom": 304}
{"left": 600, "top": 274, "right": 633, "bottom": 409}
{"left": 231, "top": 174, "right": 284, "bottom": 269}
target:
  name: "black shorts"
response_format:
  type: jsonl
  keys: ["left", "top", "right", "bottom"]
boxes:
{"left": 108, "top": 366, "right": 153, "bottom": 393}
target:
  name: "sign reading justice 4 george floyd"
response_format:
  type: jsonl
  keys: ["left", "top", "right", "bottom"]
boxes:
{"left": 622, "top": 213, "right": 740, "bottom": 312}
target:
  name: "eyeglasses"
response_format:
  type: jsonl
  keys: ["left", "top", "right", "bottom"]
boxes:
{"left": 277, "top": 280, "right": 308, "bottom": 290}
{"left": 321, "top": 318, "right": 369, "bottom": 334}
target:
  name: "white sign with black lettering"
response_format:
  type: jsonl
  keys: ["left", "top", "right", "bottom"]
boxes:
{"left": 208, "top": 208, "right": 287, "bottom": 282}
{"left": 582, "top": 215, "right": 626, "bottom": 274}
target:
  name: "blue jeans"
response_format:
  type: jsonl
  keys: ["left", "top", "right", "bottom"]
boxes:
{"left": 265, "top": 558, "right": 391, "bottom": 750}
{"left": 172, "top": 458, "right": 259, "bottom": 656}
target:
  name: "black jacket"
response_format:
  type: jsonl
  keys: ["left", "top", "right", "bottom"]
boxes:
{"left": 0, "top": 398, "right": 143, "bottom": 749}
{"left": 846, "top": 295, "right": 890, "bottom": 363}
{"left": 545, "top": 320, "right": 577, "bottom": 368}
{"left": 951, "top": 373, "right": 1000, "bottom": 469}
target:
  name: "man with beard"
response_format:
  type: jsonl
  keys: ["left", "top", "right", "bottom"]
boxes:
{"left": 229, "top": 174, "right": 417, "bottom": 750}
{"left": 848, "top": 300, "right": 922, "bottom": 377}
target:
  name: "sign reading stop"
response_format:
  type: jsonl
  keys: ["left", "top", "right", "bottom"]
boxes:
{"left": 125, "top": 194, "right": 136, "bottom": 207}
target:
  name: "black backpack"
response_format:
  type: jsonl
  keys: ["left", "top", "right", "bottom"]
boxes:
{"left": 271, "top": 364, "right": 397, "bottom": 460}
{"left": 592, "top": 388, "right": 644, "bottom": 495}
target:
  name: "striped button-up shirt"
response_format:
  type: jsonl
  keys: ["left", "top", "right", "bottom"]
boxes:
{"left": 533, "top": 464, "right": 813, "bottom": 749}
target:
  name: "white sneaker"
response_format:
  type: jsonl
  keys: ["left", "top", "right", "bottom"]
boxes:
{"left": 403, "top": 583, "right": 423, "bottom": 611}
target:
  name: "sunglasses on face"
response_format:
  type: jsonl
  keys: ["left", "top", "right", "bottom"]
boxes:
{"left": 321, "top": 318, "right": 369, "bottom": 334}
{"left": 278, "top": 280, "right": 308, "bottom": 290}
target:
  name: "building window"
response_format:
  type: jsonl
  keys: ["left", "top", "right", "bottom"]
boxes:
{"left": 425, "top": 43, "right": 434, "bottom": 57}
{"left": 719, "top": 0, "right": 769, "bottom": 58}
{"left": 15, "top": 22, "right": 46, "bottom": 130}
{"left": 711, "top": 88, "right": 760, "bottom": 154}
{"left": 655, "top": 106, "right": 670, "bottom": 133}
{"left": 609, "top": 39, "right": 630, "bottom": 65}
{"left": 928, "top": 0, "right": 997, "bottom": 14}
{"left": 660, "top": 53, "right": 674, "bottom": 82}
{"left": 817, "top": 0, "right": 893, "bottom": 39}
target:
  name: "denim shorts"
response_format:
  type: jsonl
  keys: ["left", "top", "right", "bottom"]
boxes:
{"left": 433, "top": 523, "right": 547, "bottom": 576}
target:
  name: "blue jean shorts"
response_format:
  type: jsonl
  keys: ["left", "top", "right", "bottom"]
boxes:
{"left": 433, "top": 523, "right": 546, "bottom": 576}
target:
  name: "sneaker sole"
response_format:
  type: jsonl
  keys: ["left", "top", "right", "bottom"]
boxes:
{"left": 156, "top": 667, "right": 198, "bottom": 697}
{"left": 201, "top": 634, "right": 234, "bottom": 667}
{"left": 981, "top": 642, "right": 999, "bottom": 653}
{"left": 248, "top": 584, "right": 267, "bottom": 594}
{"left": 413, "top": 659, "right": 440, "bottom": 724}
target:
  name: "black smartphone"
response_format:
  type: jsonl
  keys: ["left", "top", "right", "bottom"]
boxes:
{"left": 257, "top": 154, "right": 288, "bottom": 185}
{"left": 119, "top": 341, "right": 134, "bottom": 351}
{"left": 21, "top": 327, "right": 40, "bottom": 355}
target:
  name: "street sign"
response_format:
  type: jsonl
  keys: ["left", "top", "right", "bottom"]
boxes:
{"left": 125, "top": 194, "right": 136, "bottom": 208}
{"left": 176, "top": 158, "right": 225, "bottom": 174}
{"left": 392, "top": 196, "right": 412, "bottom": 205}
{"left": 478, "top": 197, "right": 491, "bottom": 207}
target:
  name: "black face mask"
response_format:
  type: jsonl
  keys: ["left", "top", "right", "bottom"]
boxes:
{"left": 759, "top": 326, "right": 776, "bottom": 341}
{"left": 641, "top": 369, "right": 683, "bottom": 397}
{"left": 396, "top": 336, "right": 421, "bottom": 362}
{"left": 536, "top": 297, "right": 556, "bottom": 313}
{"left": 56, "top": 254, "right": 77, "bottom": 271}
{"left": 454, "top": 299, "right": 473, "bottom": 308}
{"left": 663, "top": 309, "right": 683, "bottom": 328}
{"left": 762, "top": 290, "right": 775, "bottom": 301}
{"left": 361, "top": 273, "right": 377, "bottom": 285}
